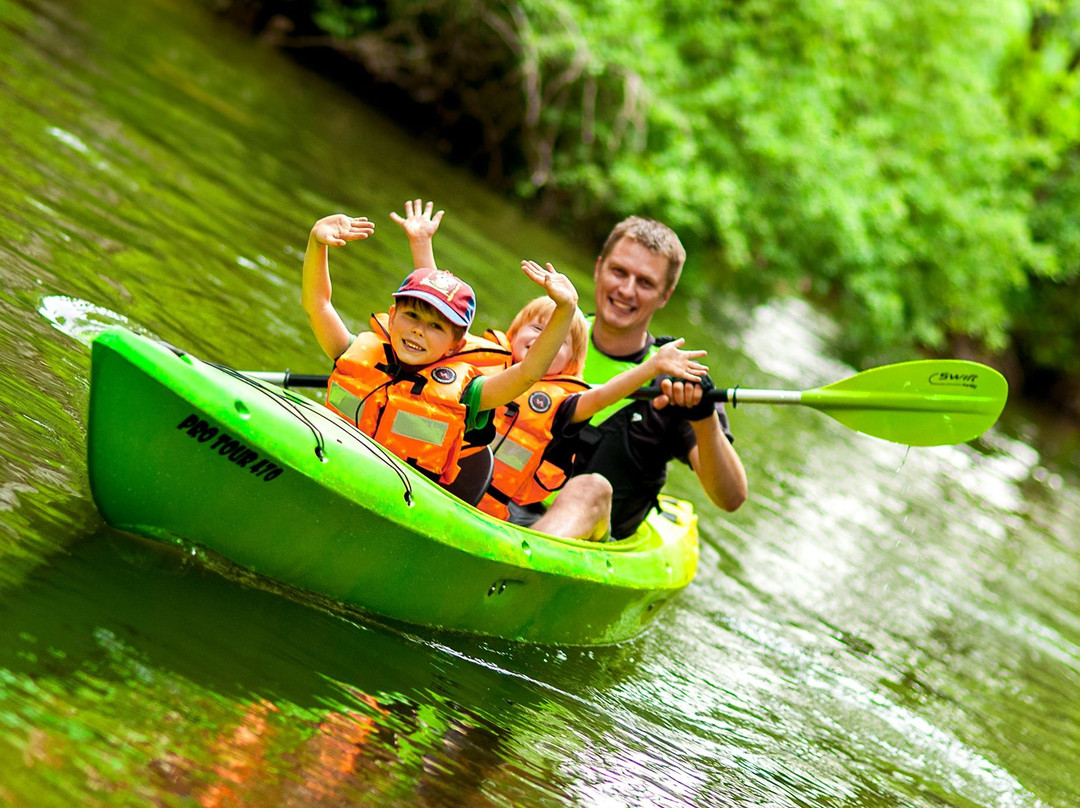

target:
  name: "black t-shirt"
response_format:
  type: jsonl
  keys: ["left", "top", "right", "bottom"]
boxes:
{"left": 573, "top": 335, "right": 734, "bottom": 539}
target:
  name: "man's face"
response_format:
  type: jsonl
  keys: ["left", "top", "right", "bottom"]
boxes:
{"left": 593, "top": 237, "right": 674, "bottom": 336}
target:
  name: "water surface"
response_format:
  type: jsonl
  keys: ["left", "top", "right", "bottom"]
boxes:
{"left": 1, "top": 1, "right": 1078, "bottom": 806}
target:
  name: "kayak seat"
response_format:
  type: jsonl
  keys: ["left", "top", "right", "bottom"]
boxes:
{"left": 442, "top": 447, "right": 494, "bottom": 506}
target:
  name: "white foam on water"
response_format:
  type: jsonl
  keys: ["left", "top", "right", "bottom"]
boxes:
{"left": 37, "top": 294, "right": 135, "bottom": 346}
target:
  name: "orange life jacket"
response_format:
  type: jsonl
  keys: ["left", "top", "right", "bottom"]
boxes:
{"left": 475, "top": 330, "right": 590, "bottom": 518}
{"left": 326, "top": 314, "right": 510, "bottom": 484}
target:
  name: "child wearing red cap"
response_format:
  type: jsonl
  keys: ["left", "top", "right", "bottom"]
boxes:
{"left": 302, "top": 212, "right": 578, "bottom": 490}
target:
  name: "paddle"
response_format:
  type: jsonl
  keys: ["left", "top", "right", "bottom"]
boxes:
{"left": 244, "top": 370, "right": 330, "bottom": 388}
{"left": 242, "top": 359, "right": 1008, "bottom": 447}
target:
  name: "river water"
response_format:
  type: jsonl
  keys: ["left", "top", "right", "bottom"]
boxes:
{"left": 2, "top": 1, "right": 1079, "bottom": 806}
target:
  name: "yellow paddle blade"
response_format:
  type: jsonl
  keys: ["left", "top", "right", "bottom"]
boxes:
{"left": 799, "top": 359, "right": 1008, "bottom": 446}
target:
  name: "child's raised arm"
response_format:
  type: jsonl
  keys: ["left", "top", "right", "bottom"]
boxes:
{"left": 478, "top": 260, "right": 579, "bottom": 411}
{"left": 572, "top": 338, "right": 708, "bottom": 423}
{"left": 301, "top": 214, "right": 375, "bottom": 361}
{"left": 389, "top": 198, "right": 443, "bottom": 270}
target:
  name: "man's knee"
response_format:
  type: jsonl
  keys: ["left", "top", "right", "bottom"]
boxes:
{"left": 566, "top": 473, "right": 612, "bottom": 506}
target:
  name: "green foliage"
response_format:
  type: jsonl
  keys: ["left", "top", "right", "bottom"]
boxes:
{"left": 213, "top": 0, "right": 1080, "bottom": 396}
{"left": 310, "top": 1, "right": 380, "bottom": 39}
{"left": 997, "top": 0, "right": 1080, "bottom": 388}
{"left": 513, "top": 0, "right": 1057, "bottom": 355}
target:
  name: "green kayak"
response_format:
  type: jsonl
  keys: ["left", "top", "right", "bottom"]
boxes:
{"left": 87, "top": 327, "right": 699, "bottom": 645}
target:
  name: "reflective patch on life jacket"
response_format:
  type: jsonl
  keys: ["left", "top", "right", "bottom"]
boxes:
{"left": 328, "top": 381, "right": 365, "bottom": 422}
{"left": 493, "top": 434, "right": 533, "bottom": 472}
{"left": 389, "top": 410, "right": 449, "bottom": 446}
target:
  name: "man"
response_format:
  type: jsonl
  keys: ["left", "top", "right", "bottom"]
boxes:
{"left": 528, "top": 216, "right": 748, "bottom": 539}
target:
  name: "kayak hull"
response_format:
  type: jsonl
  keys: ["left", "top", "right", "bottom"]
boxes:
{"left": 87, "top": 328, "right": 699, "bottom": 645}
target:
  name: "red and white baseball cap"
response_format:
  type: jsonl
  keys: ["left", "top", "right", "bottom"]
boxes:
{"left": 393, "top": 267, "right": 476, "bottom": 328}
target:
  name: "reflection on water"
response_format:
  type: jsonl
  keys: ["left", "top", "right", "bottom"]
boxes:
{"left": 0, "top": 533, "right": 570, "bottom": 807}
{"left": 1, "top": 0, "right": 1079, "bottom": 806}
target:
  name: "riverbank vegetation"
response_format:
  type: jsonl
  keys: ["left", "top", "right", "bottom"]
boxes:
{"left": 208, "top": 0, "right": 1080, "bottom": 417}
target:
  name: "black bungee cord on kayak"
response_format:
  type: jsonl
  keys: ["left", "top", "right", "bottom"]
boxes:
{"left": 207, "top": 361, "right": 415, "bottom": 506}
{"left": 298, "top": 382, "right": 416, "bottom": 505}
{"left": 208, "top": 362, "right": 327, "bottom": 457}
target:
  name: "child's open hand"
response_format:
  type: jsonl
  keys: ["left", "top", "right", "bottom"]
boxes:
{"left": 521, "top": 260, "right": 578, "bottom": 309}
{"left": 652, "top": 338, "right": 708, "bottom": 381}
{"left": 312, "top": 215, "right": 375, "bottom": 247}
{"left": 389, "top": 199, "right": 444, "bottom": 242}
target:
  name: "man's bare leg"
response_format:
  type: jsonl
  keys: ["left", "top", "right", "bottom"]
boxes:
{"left": 531, "top": 474, "right": 613, "bottom": 541}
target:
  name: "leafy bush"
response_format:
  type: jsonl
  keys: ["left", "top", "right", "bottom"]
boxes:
{"left": 211, "top": 0, "right": 1080, "bottom": 407}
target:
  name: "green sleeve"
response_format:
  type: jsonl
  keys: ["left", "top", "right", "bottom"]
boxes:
{"left": 461, "top": 377, "right": 492, "bottom": 432}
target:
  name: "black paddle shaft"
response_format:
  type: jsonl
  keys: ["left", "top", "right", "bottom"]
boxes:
{"left": 255, "top": 373, "right": 727, "bottom": 403}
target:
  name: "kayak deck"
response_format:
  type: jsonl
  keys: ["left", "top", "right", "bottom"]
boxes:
{"left": 87, "top": 328, "right": 699, "bottom": 645}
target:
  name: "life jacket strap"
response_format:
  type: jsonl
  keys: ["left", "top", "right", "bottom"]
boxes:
{"left": 375, "top": 343, "right": 428, "bottom": 395}
{"left": 485, "top": 485, "right": 512, "bottom": 505}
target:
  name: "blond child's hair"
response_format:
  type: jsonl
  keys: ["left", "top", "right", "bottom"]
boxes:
{"left": 506, "top": 297, "right": 588, "bottom": 377}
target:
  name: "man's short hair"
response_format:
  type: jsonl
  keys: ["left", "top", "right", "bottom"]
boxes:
{"left": 599, "top": 216, "right": 686, "bottom": 292}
